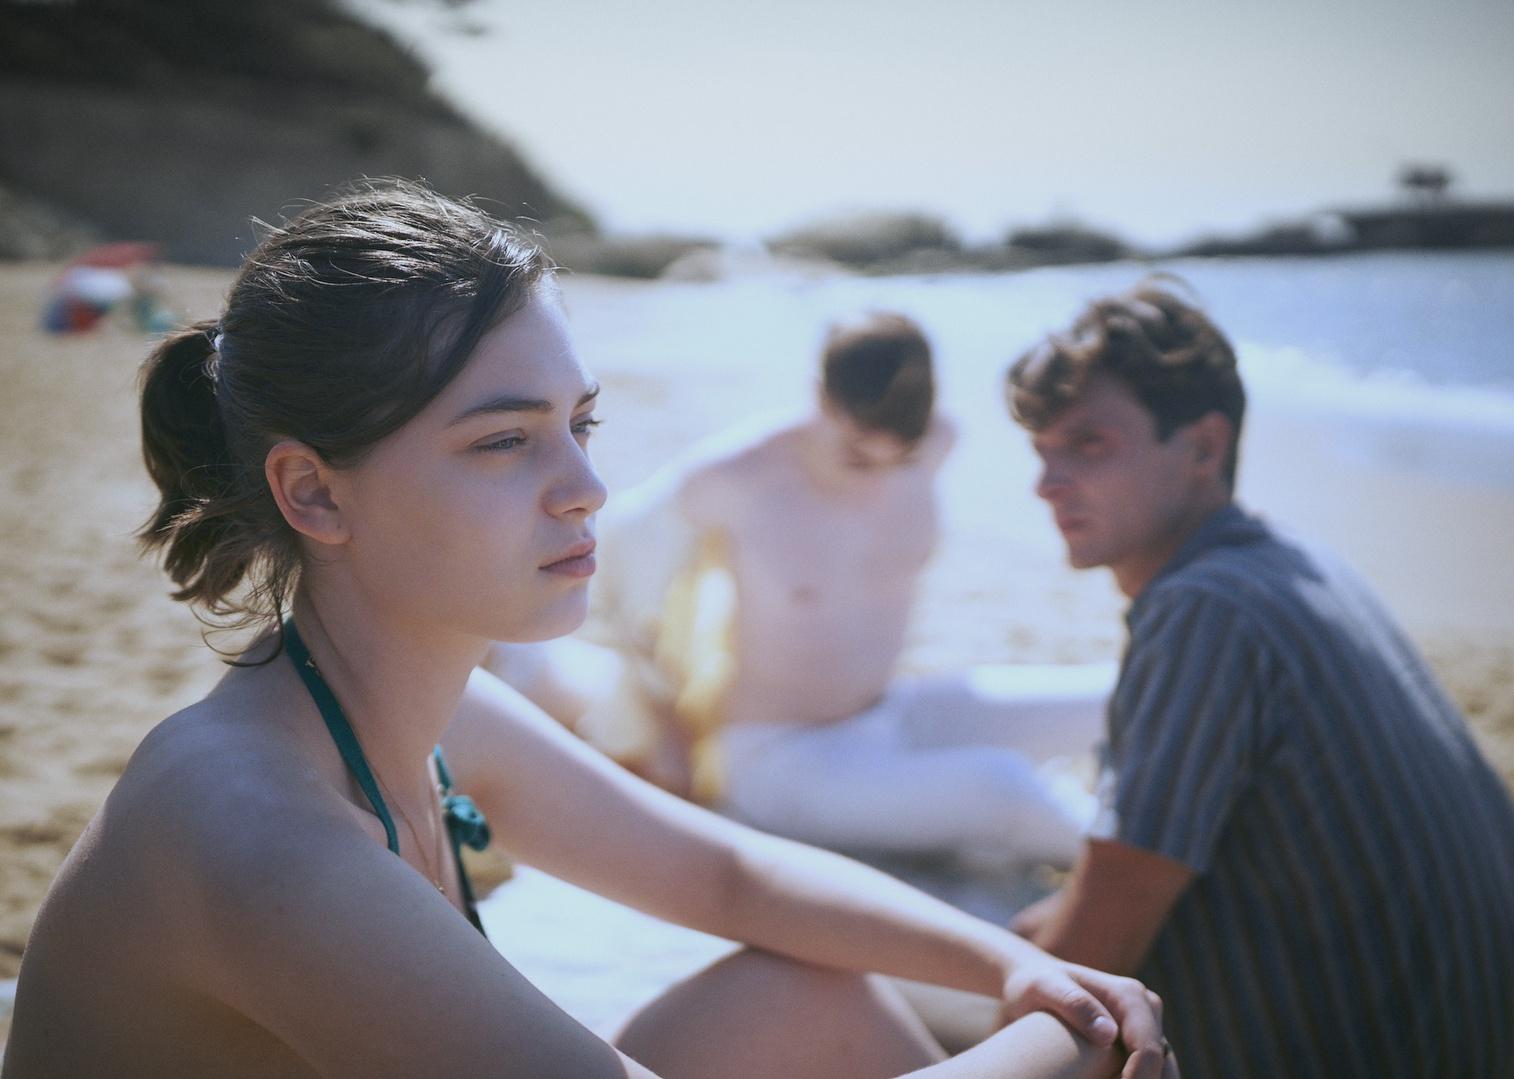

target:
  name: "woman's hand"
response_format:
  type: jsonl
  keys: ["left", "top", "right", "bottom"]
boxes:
{"left": 999, "top": 951, "right": 1173, "bottom": 1079}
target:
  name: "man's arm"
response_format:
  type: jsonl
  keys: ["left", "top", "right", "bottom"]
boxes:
{"left": 1016, "top": 839, "right": 1195, "bottom": 976}
{"left": 1027, "top": 586, "right": 1265, "bottom": 975}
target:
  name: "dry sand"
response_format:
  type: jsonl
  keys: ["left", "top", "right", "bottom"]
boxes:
{"left": 2, "top": 263, "right": 1512, "bottom": 1042}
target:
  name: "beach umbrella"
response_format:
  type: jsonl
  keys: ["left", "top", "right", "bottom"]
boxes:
{"left": 43, "top": 242, "right": 168, "bottom": 334}
{"left": 64, "top": 241, "right": 162, "bottom": 270}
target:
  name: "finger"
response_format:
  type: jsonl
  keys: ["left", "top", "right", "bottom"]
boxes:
{"left": 1080, "top": 975, "right": 1163, "bottom": 1064}
{"left": 1047, "top": 986, "right": 1118, "bottom": 1046}
{"left": 1121, "top": 1044, "right": 1166, "bottom": 1079}
{"left": 1146, "top": 989, "right": 1164, "bottom": 1024}
{"left": 1103, "top": 976, "right": 1161, "bottom": 1041}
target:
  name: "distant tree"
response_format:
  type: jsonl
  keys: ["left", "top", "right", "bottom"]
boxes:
{"left": 1397, "top": 164, "right": 1454, "bottom": 204}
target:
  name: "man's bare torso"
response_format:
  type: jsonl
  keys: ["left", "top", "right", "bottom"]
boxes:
{"left": 679, "top": 417, "right": 951, "bottom": 728}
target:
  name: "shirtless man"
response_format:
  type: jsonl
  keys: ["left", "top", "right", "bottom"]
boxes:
{"left": 495, "top": 312, "right": 1110, "bottom": 869}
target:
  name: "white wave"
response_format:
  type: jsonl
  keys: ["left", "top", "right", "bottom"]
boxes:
{"left": 1240, "top": 342, "right": 1514, "bottom": 487}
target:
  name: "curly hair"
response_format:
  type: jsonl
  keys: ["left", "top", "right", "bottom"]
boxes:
{"left": 1005, "top": 276, "right": 1245, "bottom": 486}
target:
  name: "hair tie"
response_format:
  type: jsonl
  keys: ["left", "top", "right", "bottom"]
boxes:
{"left": 203, "top": 328, "right": 223, "bottom": 389}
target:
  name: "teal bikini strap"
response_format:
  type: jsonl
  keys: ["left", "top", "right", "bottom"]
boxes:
{"left": 282, "top": 618, "right": 401, "bottom": 856}
{"left": 434, "top": 745, "right": 492, "bottom": 934}
{"left": 283, "top": 618, "right": 492, "bottom": 937}
{"left": 434, "top": 747, "right": 490, "bottom": 848}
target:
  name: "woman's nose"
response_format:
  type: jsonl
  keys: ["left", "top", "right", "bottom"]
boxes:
{"left": 546, "top": 438, "right": 608, "bottom": 519}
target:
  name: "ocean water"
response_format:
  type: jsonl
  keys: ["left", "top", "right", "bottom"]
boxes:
{"left": 564, "top": 250, "right": 1514, "bottom": 636}
{"left": 570, "top": 250, "right": 1514, "bottom": 490}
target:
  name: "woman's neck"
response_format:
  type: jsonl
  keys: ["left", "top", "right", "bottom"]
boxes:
{"left": 286, "top": 587, "right": 486, "bottom": 804}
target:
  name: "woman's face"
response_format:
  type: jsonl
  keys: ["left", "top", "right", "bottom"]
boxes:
{"left": 337, "top": 288, "right": 607, "bottom": 643}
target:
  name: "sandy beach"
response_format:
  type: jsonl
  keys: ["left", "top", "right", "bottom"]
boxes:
{"left": 2, "top": 260, "right": 1512, "bottom": 1044}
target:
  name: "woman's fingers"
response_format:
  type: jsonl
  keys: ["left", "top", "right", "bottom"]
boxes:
{"left": 1003, "top": 971, "right": 1117, "bottom": 1045}
{"left": 1067, "top": 971, "right": 1166, "bottom": 1079}
{"left": 1004, "top": 960, "right": 1171, "bottom": 1078}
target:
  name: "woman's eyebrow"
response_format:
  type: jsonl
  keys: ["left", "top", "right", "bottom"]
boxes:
{"left": 448, "top": 383, "right": 599, "bottom": 427}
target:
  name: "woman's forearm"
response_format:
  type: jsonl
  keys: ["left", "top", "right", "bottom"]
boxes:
{"left": 716, "top": 829, "right": 1036, "bottom": 996}
{"left": 901, "top": 1012, "right": 1118, "bottom": 1079}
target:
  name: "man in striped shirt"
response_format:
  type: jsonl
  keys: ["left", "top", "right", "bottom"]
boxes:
{"left": 1003, "top": 279, "right": 1514, "bottom": 1078}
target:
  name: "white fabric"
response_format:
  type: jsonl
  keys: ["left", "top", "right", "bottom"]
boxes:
{"left": 717, "top": 663, "right": 1116, "bottom": 868}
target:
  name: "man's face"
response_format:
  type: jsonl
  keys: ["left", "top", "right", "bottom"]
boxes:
{"left": 818, "top": 400, "right": 915, "bottom": 471}
{"left": 1029, "top": 374, "right": 1215, "bottom": 596}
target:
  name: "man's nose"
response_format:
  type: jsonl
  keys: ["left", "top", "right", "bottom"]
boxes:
{"left": 1035, "top": 459, "right": 1067, "bottom": 502}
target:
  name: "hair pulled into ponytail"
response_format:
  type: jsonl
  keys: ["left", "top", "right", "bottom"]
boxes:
{"left": 137, "top": 178, "right": 553, "bottom": 641}
{"left": 139, "top": 318, "right": 296, "bottom": 626}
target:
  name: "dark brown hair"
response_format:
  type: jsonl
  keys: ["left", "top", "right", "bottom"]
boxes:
{"left": 138, "top": 178, "right": 553, "bottom": 639}
{"left": 1005, "top": 277, "right": 1245, "bottom": 486}
{"left": 821, "top": 311, "right": 934, "bottom": 445}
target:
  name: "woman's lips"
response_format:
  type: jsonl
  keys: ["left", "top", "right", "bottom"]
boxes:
{"left": 541, "top": 541, "right": 596, "bottom": 578}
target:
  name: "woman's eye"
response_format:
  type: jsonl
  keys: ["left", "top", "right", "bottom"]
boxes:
{"left": 572, "top": 416, "right": 603, "bottom": 437}
{"left": 1076, "top": 436, "right": 1107, "bottom": 457}
{"left": 477, "top": 435, "right": 526, "bottom": 452}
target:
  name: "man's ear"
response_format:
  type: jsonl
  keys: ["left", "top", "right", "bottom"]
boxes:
{"left": 817, "top": 381, "right": 839, "bottom": 417}
{"left": 265, "top": 440, "right": 349, "bottom": 545}
{"left": 1189, "top": 412, "right": 1234, "bottom": 481}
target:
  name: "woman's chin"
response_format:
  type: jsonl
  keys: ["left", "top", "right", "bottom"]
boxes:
{"left": 492, "top": 599, "right": 590, "bottom": 645}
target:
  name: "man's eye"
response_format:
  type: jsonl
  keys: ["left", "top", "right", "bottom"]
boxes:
{"left": 572, "top": 416, "right": 603, "bottom": 437}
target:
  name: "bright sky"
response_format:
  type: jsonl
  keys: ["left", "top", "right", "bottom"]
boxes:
{"left": 355, "top": 0, "right": 1514, "bottom": 246}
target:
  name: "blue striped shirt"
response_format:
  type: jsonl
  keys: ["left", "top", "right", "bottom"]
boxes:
{"left": 1100, "top": 504, "right": 1514, "bottom": 1079}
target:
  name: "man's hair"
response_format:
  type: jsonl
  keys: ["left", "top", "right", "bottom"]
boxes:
{"left": 1005, "top": 277, "right": 1245, "bottom": 486}
{"left": 821, "top": 311, "right": 934, "bottom": 445}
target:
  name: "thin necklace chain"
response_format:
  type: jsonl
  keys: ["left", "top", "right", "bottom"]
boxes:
{"left": 299, "top": 642, "right": 450, "bottom": 895}
{"left": 374, "top": 760, "right": 449, "bottom": 895}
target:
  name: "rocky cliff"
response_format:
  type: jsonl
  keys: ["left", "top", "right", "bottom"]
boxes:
{"left": 0, "top": 0, "right": 592, "bottom": 264}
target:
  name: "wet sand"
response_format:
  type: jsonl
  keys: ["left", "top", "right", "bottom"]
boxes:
{"left": 2, "top": 263, "right": 1511, "bottom": 1041}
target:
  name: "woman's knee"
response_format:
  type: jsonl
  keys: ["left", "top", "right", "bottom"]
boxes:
{"left": 615, "top": 949, "right": 942, "bottom": 1078}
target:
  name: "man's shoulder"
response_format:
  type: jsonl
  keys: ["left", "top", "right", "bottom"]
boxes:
{"left": 1126, "top": 540, "right": 1292, "bottom": 657}
{"left": 1140, "top": 514, "right": 1314, "bottom": 614}
{"left": 677, "top": 419, "right": 801, "bottom": 514}
{"left": 1131, "top": 518, "right": 1390, "bottom": 677}
{"left": 688, "top": 423, "right": 795, "bottom": 478}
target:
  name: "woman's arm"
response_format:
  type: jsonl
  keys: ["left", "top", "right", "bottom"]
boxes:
{"left": 446, "top": 669, "right": 1169, "bottom": 1079}
{"left": 907, "top": 1013, "right": 1122, "bottom": 1079}
{"left": 165, "top": 752, "right": 660, "bottom": 1079}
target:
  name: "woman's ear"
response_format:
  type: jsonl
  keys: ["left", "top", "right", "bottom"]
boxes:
{"left": 265, "top": 440, "right": 349, "bottom": 545}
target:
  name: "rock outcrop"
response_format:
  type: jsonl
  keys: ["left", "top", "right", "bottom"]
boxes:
{"left": 0, "top": 0, "right": 592, "bottom": 264}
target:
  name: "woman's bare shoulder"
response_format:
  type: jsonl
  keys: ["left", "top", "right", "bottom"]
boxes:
{"left": 22, "top": 687, "right": 356, "bottom": 997}
{"left": 36, "top": 694, "right": 643, "bottom": 1076}
{"left": 90, "top": 684, "right": 359, "bottom": 904}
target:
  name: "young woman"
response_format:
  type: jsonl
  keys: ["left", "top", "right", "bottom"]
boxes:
{"left": 3, "top": 181, "right": 1174, "bottom": 1078}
